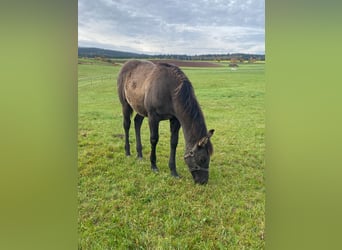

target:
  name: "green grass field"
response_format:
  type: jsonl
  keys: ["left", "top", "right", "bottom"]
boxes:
{"left": 78, "top": 58, "right": 265, "bottom": 249}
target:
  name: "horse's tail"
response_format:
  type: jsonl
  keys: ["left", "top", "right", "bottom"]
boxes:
{"left": 117, "top": 65, "right": 134, "bottom": 121}
{"left": 117, "top": 65, "right": 127, "bottom": 105}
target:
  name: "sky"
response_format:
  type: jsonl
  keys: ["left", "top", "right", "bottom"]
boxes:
{"left": 78, "top": 0, "right": 265, "bottom": 55}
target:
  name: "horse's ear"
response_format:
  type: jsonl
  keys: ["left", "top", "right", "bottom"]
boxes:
{"left": 208, "top": 129, "right": 214, "bottom": 138}
{"left": 198, "top": 129, "right": 215, "bottom": 147}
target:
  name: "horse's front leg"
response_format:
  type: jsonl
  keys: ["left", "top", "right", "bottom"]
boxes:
{"left": 169, "top": 117, "right": 181, "bottom": 177}
{"left": 148, "top": 114, "right": 160, "bottom": 172}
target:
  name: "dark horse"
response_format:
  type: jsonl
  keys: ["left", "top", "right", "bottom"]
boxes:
{"left": 117, "top": 60, "right": 214, "bottom": 184}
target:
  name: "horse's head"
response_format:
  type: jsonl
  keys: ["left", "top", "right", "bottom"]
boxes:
{"left": 184, "top": 129, "right": 214, "bottom": 184}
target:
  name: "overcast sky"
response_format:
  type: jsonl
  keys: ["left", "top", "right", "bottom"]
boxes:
{"left": 78, "top": 0, "right": 264, "bottom": 55}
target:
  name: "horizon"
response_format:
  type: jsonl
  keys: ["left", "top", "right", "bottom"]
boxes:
{"left": 78, "top": 46, "right": 265, "bottom": 57}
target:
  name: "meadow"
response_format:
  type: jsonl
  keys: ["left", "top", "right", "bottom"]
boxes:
{"left": 78, "top": 58, "right": 265, "bottom": 249}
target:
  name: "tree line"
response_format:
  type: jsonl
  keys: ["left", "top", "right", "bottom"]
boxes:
{"left": 78, "top": 47, "right": 265, "bottom": 61}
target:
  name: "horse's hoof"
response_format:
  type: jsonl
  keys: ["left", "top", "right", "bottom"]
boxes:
{"left": 151, "top": 167, "right": 159, "bottom": 173}
{"left": 137, "top": 156, "right": 143, "bottom": 160}
{"left": 171, "top": 172, "right": 180, "bottom": 178}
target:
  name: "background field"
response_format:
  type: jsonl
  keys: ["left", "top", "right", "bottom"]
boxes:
{"left": 78, "top": 59, "right": 265, "bottom": 249}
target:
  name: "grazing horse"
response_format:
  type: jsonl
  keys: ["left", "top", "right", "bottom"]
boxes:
{"left": 117, "top": 60, "right": 214, "bottom": 184}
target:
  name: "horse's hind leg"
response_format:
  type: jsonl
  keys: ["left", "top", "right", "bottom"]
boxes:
{"left": 148, "top": 113, "right": 160, "bottom": 172}
{"left": 169, "top": 117, "right": 181, "bottom": 177}
{"left": 134, "top": 114, "right": 144, "bottom": 159}
{"left": 122, "top": 103, "right": 133, "bottom": 156}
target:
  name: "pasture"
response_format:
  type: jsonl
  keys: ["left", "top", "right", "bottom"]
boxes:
{"left": 78, "top": 58, "right": 265, "bottom": 249}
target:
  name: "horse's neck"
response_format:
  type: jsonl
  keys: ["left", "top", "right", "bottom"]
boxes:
{"left": 178, "top": 115, "right": 207, "bottom": 152}
{"left": 171, "top": 78, "right": 207, "bottom": 151}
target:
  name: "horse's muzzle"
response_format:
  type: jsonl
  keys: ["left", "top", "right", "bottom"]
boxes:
{"left": 192, "top": 171, "right": 208, "bottom": 185}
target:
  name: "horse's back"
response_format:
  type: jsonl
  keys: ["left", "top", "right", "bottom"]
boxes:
{"left": 118, "top": 60, "right": 154, "bottom": 89}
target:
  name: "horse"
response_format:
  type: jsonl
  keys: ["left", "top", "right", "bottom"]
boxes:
{"left": 117, "top": 60, "right": 214, "bottom": 184}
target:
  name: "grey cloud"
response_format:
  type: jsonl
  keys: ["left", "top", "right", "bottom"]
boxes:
{"left": 78, "top": 0, "right": 265, "bottom": 54}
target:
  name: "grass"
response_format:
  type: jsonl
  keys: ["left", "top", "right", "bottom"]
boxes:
{"left": 78, "top": 58, "right": 265, "bottom": 249}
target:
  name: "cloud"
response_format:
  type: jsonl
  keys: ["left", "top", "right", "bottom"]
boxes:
{"left": 78, "top": 0, "right": 265, "bottom": 55}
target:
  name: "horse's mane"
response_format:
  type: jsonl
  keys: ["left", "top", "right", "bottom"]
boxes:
{"left": 157, "top": 63, "right": 213, "bottom": 155}
{"left": 157, "top": 63, "right": 201, "bottom": 122}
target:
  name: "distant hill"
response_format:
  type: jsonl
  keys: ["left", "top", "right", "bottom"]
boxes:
{"left": 78, "top": 47, "right": 265, "bottom": 61}
{"left": 78, "top": 47, "right": 149, "bottom": 58}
